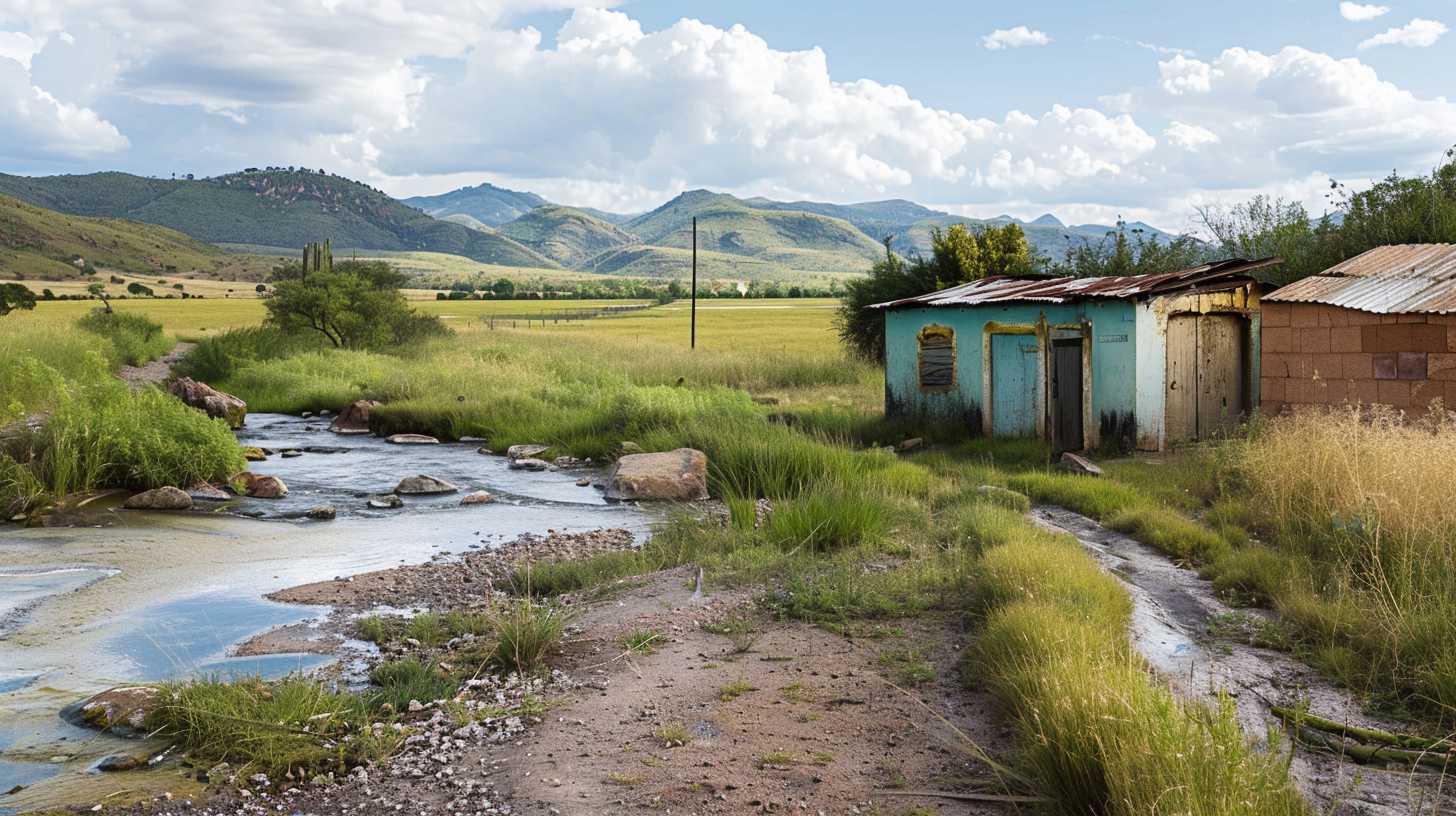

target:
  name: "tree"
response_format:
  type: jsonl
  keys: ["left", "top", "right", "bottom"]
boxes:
{"left": 0, "top": 283, "right": 36, "bottom": 316}
{"left": 1053, "top": 220, "right": 1209, "bottom": 279}
{"left": 265, "top": 259, "right": 447, "bottom": 348}
{"left": 127, "top": 282, "right": 154, "bottom": 297}
{"left": 491, "top": 277, "right": 516, "bottom": 299}
{"left": 86, "top": 282, "right": 114, "bottom": 313}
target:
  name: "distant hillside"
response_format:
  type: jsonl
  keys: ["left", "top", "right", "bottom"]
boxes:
{"left": 0, "top": 193, "right": 278, "bottom": 281}
{"left": 403, "top": 182, "right": 548, "bottom": 227}
{"left": 496, "top": 206, "right": 635, "bottom": 268}
{"left": 740, "top": 197, "right": 940, "bottom": 242}
{"left": 624, "top": 190, "right": 884, "bottom": 267}
{"left": 891, "top": 213, "right": 1183, "bottom": 261}
{"left": 581, "top": 244, "right": 785, "bottom": 280}
{"left": 0, "top": 170, "right": 560, "bottom": 270}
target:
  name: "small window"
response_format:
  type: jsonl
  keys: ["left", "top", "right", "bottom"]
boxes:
{"left": 918, "top": 325, "right": 955, "bottom": 390}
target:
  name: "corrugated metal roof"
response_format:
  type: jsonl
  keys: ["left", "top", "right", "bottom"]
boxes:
{"left": 868, "top": 257, "right": 1276, "bottom": 310}
{"left": 1264, "top": 244, "right": 1456, "bottom": 314}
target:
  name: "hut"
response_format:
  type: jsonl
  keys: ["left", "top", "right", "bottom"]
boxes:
{"left": 870, "top": 258, "right": 1278, "bottom": 452}
{"left": 1261, "top": 244, "right": 1456, "bottom": 415}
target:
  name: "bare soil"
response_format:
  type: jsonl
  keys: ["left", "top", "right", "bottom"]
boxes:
{"left": 117, "top": 342, "right": 194, "bottom": 388}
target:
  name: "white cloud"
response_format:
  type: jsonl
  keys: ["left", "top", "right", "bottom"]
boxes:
{"left": 0, "top": 55, "right": 127, "bottom": 161}
{"left": 1164, "top": 122, "right": 1219, "bottom": 151}
{"left": 0, "top": 30, "right": 43, "bottom": 68}
{"left": 981, "top": 26, "right": 1051, "bottom": 51}
{"left": 1158, "top": 54, "right": 1216, "bottom": 95}
{"left": 1358, "top": 18, "right": 1448, "bottom": 49}
{"left": 1339, "top": 2, "right": 1389, "bottom": 22}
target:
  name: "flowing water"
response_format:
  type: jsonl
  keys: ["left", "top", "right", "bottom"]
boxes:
{"left": 0, "top": 415, "right": 650, "bottom": 811}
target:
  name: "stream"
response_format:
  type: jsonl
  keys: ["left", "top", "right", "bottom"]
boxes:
{"left": 0, "top": 415, "right": 650, "bottom": 812}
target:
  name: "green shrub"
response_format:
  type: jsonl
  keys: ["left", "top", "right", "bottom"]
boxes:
{"left": 367, "top": 659, "right": 457, "bottom": 712}
{"left": 175, "top": 326, "right": 321, "bottom": 383}
{"left": 76, "top": 308, "right": 170, "bottom": 366}
{"left": 489, "top": 599, "right": 566, "bottom": 675}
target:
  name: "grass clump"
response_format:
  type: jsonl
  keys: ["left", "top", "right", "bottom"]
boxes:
{"left": 147, "top": 676, "right": 397, "bottom": 780}
{"left": 367, "top": 659, "right": 457, "bottom": 712}
{"left": 719, "top": 680, "right": 754, "bottom": 701}
{"left": 702, "top": 615, "right": 759, "bottom": 653}
{"left": 489, "top": 598, "right": 566, "bottom": 675}
{"left": 652, "top": 722, "right": 692, "bottom": 748}
{"left": 76, "top": 308, "right": 171, "bottom": 367}
{"left": 622, "top": 629, "right": 663, "bottom": 654}
{"left": 877, "top": 648, "right": 935, "bottom": 686}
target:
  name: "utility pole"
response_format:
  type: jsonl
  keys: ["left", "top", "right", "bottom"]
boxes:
{"left": 691, "top": 216, "right": 698, "bottom": 349}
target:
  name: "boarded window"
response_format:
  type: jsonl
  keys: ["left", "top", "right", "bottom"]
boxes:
{"left": 1374, "top": 352, "right": 1428, "bottom": 380}
{"left": 918, "top": 325, "right": 955, "bottom": 390}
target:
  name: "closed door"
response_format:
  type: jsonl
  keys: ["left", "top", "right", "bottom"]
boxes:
{"left": 1165, "top": 314, "right": 1246, "bottom": 444}
{"left": 991, "top": 333, "right": 1039, "bottom": 437}
{"left": 1052, "top": 340, "right": 1083, "bottom": 452}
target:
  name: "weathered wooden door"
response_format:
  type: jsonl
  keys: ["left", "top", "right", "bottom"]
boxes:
{"left": 1165, "top": 314, "right": 1246, "bottom": 444}
{"left": 991, "top": 333, "right": 1038, "bottom": 438}
{"left": 1165, "top": 315, "right": 1198, "bottom": 444}
{"left": 1052, "top": 340, "right": 1083, "bottom": 452}
{"left": 1198, "top": 315, "right": 1245, "bottom": 437}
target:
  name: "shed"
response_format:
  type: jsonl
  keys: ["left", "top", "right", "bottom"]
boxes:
{"left": 870, "top": 258, "right": 1277, "bottom": 452}
{"left": 1261, "top": 244, "right": 1456, "bottom": 415}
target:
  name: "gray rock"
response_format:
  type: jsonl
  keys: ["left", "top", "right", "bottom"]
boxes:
{"left": 97, "top": 754, "right": 145, "bottom": 772}
{"left": 896, "top": 437, "right": 923, "bottom": 452}
{"left": 187, "top": 483, "right": 230, "bottom": 502}
{"left": 63, "top": 686, "right": 161, "bottom": 735}
{"left": 1058, "top": 451, "right": 1103, "bottom": 477}
{"left": 604, "top": 449, "right": 709, "bottom": 502}
{"left": 329, "top": 399, "right": 379, "bottom": 434}
{"left": 394, "top": 474, "right": 459, "bottom": 495}
{"left": 506, "top": 443, "right": 550, "bottom": 460}
{"left": 368, "top": 494, "right": 404, "bottom": 509}
{"left": 235, "top": 472, "right": 288, "bottom": 498}
{"left": 508, "top": 458, "right": 551, "bottom": 471}
{"left": 123, "top": 486, "right": 192, "bottom": 511}
{"left": 459, "top": 490, "right": 495, "bottom": 505}
{"left": 306, "top": 505, "right": 337, "bottom": 521}
{"left": 281, "top": 449, "right": 303, "bottom": 458}
{"left": 385, "top": 433, "right": 439, "bottom": 445}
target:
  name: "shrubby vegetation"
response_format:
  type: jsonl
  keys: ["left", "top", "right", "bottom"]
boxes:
{"left": 265, "top": 259, "right": 448, "bottom": 349}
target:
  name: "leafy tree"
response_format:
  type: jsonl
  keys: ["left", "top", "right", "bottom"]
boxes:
{"left": 126, "top": 282, "right": 154, "bottom": 297}
{"left": 1053, "top": 220, "right": 1209, "bottom": 278}
{"left": 925, "top": 223, "right": 1038, "bottom": 287}
{"left": 265, "top": 260, "right": 448, "bottom": 348}
{"left": 0, "top": 283, "right": 36, "bottom": 316}
{"left": 491, "top": 277, "right": 516, "bottom": 299}
{"left": 86, "top": 282, "right": 114, "bottom": 313}
{"left": 255, "top": 283, "right": 268, "bottom": 293}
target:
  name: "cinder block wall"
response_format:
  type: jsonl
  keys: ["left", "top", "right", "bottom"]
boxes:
{"left": 1261, "top": 301, "right": 1456, "bottom": 414}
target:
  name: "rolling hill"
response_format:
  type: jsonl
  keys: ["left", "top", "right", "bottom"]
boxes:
{"left": 403, "top": 182, "right": 548, "bottom": 227}
{"left": 0, "top": 170, "right": 560, "bottom": 270}
{"left": 0, "top": 193, "right": 280, "bottom": 282}
{"left": 495, "top": 205, "right": 635, "bottom": 268}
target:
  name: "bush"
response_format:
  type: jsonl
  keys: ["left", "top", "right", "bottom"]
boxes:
{"left": 76, "top": 308, "right": 171, "bottom": 366}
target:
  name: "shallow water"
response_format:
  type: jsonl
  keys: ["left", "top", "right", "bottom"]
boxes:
{"left": 0, "top": 415, "right": 649, "bottom": 810}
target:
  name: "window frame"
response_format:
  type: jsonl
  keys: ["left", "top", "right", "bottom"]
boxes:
{"left": 917, "top": 324, "right": 956, "bottom": 392}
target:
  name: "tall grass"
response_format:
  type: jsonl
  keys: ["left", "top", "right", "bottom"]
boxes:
{"left": 76, "top": 308, "right": 172, "bottom": 367}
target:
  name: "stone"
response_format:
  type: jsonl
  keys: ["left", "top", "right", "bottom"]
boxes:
{"left": 235, "top": 472, "right": 289, "bottom": 498}
{"left": 306, "top": 505, "right": 337, "bottom": 521}
{"left": 618, "top": 441, "right": 644, "bottom": 455}
{"left": 575, "top": 478, "right": 592, "bottom": 487}
{"left": 187, "top": 483, "right": 230, "bottom": 502}
{"left": 508, "top": 458, "right": 551, "bottom": 472}
{"left": 552, "top": 455, "right": 584, "bottom": 468}
{"left": 385, "top": 433, "right": 439, "bottom": 445}
{"left": 459, "top": 490, "right": 495, "bottom": 506}
{"left": 604, "top": 448, "right": 709, "bottom": 502}
{"left": 507, "top": 443, "right": 550, "bottom": 461}
{"left": 368, "top": 494, "right": 404, "bottom": 509}
{"left": 329, "top": 399, "right": 380, "bottom": 434}
{"left": 97, "top": 754, "right": 145, "bottom": 773}
{"left": 300, "top": 412, "right": 314, "bottom": 419}
{"left": 64, "top": 686, "right": 161, "bottom": 735}
{"left": 123, "top": 486, "right": 192, "bottom": 511}
{"left": 318, "top": 409, "right": 332, "bottom": 418}
{"left": 281, "top": 449, "right": 303, "bottom": 458}
{"left": 168, "top": 377, "right": 246, "bottom": 428}
{"left": 896, "top": 437, "right": 923, "bottom": 452}
{"left": 242, "top": 446, "right": 267, "bottom": 462}
{"left": 1058, "top": 451, "right": 1103, "bottom": 477}
{"left": 394, "top": 474, "right": 459, "bottom": 495}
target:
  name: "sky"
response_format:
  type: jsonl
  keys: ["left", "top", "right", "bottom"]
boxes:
{"left": 0, "top": 0, "right": 1453, "bottom": 233}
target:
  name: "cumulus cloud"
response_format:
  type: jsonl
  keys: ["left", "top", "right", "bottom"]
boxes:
{"left": 1339, "top": 2, "right": 1389, "bottom": 22}
{"left": 1358, "top": 18, "right": 1448, "bottom": 49}
{"left": 1164, "top": 122, "right": 1219, "bottom": 151}
{"left": 0, "top": 55, "right": 127, "bottom": 161}
{"left": 981, "top": 26, "right": 1051, "bottom": 51}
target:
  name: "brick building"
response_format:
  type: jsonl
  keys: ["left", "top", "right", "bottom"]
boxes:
{"left": 1261, "top": 244, "right": 1456, "bottom": 415}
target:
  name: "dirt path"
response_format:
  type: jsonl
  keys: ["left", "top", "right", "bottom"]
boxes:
{"left": 1031, "top": 505, "right": 1454, "bottom": 816}
{"left": 116, "top": 341, "right": 194, "bottom": 387}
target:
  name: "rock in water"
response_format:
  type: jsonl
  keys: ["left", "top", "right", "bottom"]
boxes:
{"left": 330, "top": 399, "right": 379, "bottom": 434}
{"left": 187, "top": 483, "right": 230, "bottom": 502}
{"left": 460, "top": 490, "right": 495, "bottom": 505}
{"left": 305, "top": 505, "right": 337, "bottom": 520}
{"left": 1058, "top": 451, "right": 1103, "bottom": 477}
{"left": 508, "top": 458, "right": 551, "bottom": 471}
{"left": 604, "top": 449, "right": 709, "bottom": 502}
{"left": 385, "top": 433, "right": 438, "bottom": 445}
{"left": 507, "top": 443, "right": 550, "bottom": 461}
{"left": 394, "top": 474, "right": 459, "bottom": 495}
{"left": 63, "top": 686, "right": 161, "bottom": 735}
{"left": 368, "top": 494, "right": 403, "bottom": 509}
{"left": 242, "top": 446, "right": 267, "bottom": 462}
{"left": 234, "top": 472, "right": 288, "bottom": 498}
{"left": 167, "top": 377, "right": 246, "bottom": 428}
{"left": 123, "top": 486, "right": 192, "bottom": 511}
{"left": 97, "top": 754, "right": 145, "bottom": 772}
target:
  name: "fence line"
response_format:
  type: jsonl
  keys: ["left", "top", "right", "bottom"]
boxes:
{"left": 482, "top": 302, "right": 655, "bottom": 329}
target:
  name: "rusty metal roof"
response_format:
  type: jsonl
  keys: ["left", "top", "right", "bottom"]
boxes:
{"left": 1264, "top": 244, "right": 1456, "bottom": 314}
{"left": 868, "top": 257, "right": 1277, "bottom": 310}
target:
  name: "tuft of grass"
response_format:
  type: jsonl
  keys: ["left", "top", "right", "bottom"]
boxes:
{"left": 878, "top": 647, "right": 935, "bottom": 686}
{"left": 489, "top": 598, "right": 566, "bottom": 675}
{"left": 622, "top": 628, "right": 663, "bottom": 655}
{"left": 652, "top": 722, "right": 692, "bottom": 748}
{"left": 702, "top": 615, "right": 760, "bottom": 653}
{"left": 367, "top": 659, "right": 457, "bottom": 712}
{"left": 719, "top": 679, "right": 755, "bottom": 701}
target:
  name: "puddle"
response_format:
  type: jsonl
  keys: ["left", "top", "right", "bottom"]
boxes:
{"left": 1031, "top": 505, "right": 1452, "bottom": 816}
{"left": 0, "top": 414, "right": 651, "bottom": 811}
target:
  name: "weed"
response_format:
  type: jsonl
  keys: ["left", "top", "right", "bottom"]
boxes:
{"left": 489, "top": 598, "right": 566, "bottom": 675}
{"left": 702, "top": 615, "right": 759, "bottom": 653}
{"left": 719, "top": 680, "right": 754, "bottom": 701}
{"left": 367, "top": 659, "right": 456, "bottom": 712}
{"left": 622, "top": 629, "right": 663, "bottom": 655}
{"left": 652, "top": 722, "right": 692, "bottom": 748}
{"left": 605, "top": 772, "right": 644, "bottom": 786}
{"left": 878, "top": 648, "right": 935, "bottom": 686}
{"left": 778, "top": 682, "right": 815, "bottom": 703}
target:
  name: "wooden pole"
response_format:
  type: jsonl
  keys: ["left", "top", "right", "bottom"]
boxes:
{"left": 691, "top": 216, "right": 698, "bottom": 349}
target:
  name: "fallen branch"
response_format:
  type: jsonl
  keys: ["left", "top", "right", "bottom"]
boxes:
{"left": 1270, "top": 705, "right": 1455, "bottom": 752}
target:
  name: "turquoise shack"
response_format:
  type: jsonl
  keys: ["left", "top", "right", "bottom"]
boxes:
{"left": 869, "top": 259, "right": 1275, "bottom": 452}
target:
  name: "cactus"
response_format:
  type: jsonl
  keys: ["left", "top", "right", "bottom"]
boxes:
{"left": 301, "top": 239, "right": 333, "bottom": 281}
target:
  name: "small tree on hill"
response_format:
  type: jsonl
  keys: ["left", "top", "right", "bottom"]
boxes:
{"left": 86, "top": 282, "right": 114, "bottom": 313}
{"left": 0, "top": 283, "right": 36, "bottom": 316}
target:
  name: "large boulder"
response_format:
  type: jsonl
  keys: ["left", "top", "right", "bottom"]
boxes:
{"left": 234, "top": 472, "right": 288, "bottom": 498}
{"left": 394, "top": 474, "right": 459, "bottom": 495}
{"left": 63, "top": 686, "right": 161, "bottom": 736}
{"left": 604, "top": 449, "right": 709, "bottom": 502}
{"left": 168, "top": 378, "right": 246, "bottom": 429}
{"left": 330, "top": 400, "right": 380, "bottom": 435}
{"left": 123, "top": 486, "right": 193, "bottom": 511}
{"left": 460, "top": 490, "right": 495, "bottom": 505}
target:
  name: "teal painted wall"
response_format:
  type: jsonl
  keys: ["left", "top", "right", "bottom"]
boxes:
{"left": 883, "top": 301, "right": 1139, "bottom": 437}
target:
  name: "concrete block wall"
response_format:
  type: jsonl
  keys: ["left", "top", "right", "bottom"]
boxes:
{"left": 1261, "top": 301, "right": 1456, "bottom": 414}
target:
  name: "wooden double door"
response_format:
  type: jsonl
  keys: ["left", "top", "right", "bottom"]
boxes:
{"left": 1165, "top": 314, "right": 1247, "bottom": 444}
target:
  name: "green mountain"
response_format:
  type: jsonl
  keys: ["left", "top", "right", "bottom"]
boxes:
{"left": 402, "top": 182, "right": 548, "bottom": 227}
{"left": 0, "top": 170, "right": 559, "bottom": 269}
{"left": 623, "top": 190, "right": 884, "bottom": 267}
{"left": 895, "top": 213, "right": 1182, "bottom": 262}
{"left": 0, "top": 193, "right": 277, "bottom": 281}
{"left": 496, "top": 205, "right": 635, "bottom": 268}
{"left": 740, "top": 197, "right": 939, "bottom": 242}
